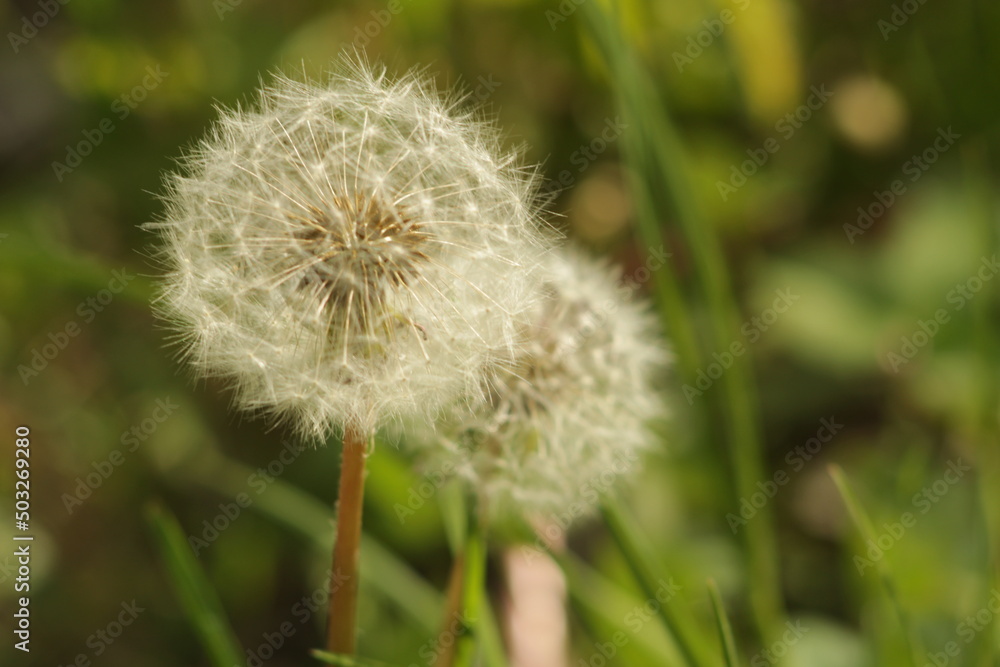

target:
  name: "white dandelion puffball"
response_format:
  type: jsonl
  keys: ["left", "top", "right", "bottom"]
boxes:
{"left": 410, "top": 247, "right": 670, "bottom": 525}
{"left": 151, "top": 58, "right": 550, "bottom": 438}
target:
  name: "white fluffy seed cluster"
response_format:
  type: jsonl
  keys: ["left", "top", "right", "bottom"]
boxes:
{"left": 151, "top": 59, "right": 550, "bottom": 438}
{"left": 408, "top": 247, "right": 670, "bottom": 525}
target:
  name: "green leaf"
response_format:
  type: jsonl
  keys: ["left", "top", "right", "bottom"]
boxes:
{"left": 145, "top": 503, "right": 244, "bottom": 667}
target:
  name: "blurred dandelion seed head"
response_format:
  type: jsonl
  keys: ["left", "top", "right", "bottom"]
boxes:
{"left": 149, "top": 57, "right": 552, "bottom": 439}
{"left": 411, "top": 247, "right": 670, "bottom": 526}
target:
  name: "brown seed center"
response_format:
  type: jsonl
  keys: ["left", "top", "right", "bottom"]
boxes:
{"left": 291, "top": 192, "right": 430, "bottom": 317}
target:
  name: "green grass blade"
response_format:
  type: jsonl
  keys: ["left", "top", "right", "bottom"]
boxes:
{"left": 579, "top": 0, "right": 782, "bottom": 643}
{"left": 707, "top": 580, "right": 740, "bottom": 667}
{"left": 556, "top": 546, "right": 685, "bottom": 666}
{"left": 178, "top": 449, "right": 443, "bottom": 633}
{"left": 436, "top": 484, "right": 506, "bottom": 667}
{"left": 453, "top": 512, "right": 487, "bottom": 667}
{"left": 477, "top": 595, "right": 508, "bottom": 667}
{"left": 580, "top": 23, "right": 702, "bottom": 385}
{"left": 828, "top": 465, "right": 925, "bottom": 667}
{"left": 438, "top": 479, "right": 469, "bottom": 557}
{"left": 145, "top": 503, "right": 244, "bottom": 667}
{"left": 310, "top": 648, "right": 394, "bottom": 666}
{"left": 601, "top": 496, "right": 717, "bottom": 667}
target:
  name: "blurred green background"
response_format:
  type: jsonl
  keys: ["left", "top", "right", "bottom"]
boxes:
{"left": 2, "top": 0, "right": 999, "bottom": 665}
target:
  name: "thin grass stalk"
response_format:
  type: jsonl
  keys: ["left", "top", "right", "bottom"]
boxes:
{"left": 707, "top": 580, "right": 740, "bottom": 667}
{"left": 829, "top": 465, "right": 925, "bottom": 667}
{"left": 601, "top": 497, "right": 717, "bottom": 667}
{"left": 477, "top": 594, "right": 508, "bottom": 667}
{"left": 453, "top": 512, "right": 487, "bottom": 667}
{"left": 555, "top": 546, "right": 687, "bottom": 666}
{"left": 580, "top": 0, "right": 783, "bottom": 642}
{"left": 145, "top": 504, "right": 244, "bottom": 667}
{"left": 182, "top": 445, "right": 443, "bottom": 631}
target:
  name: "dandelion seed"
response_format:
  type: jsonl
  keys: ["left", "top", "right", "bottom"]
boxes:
{"left": 148, "top": 57, "right": 551, "bottom": 439}
{"left": 409, "top": 246, "right": 670, "bottom": 527}
{"left": 147, "top": 56, "right": 554, "bottom": 655}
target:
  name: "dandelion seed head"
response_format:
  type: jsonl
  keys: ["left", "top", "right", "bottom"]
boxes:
{"left": 149, "top": 57, "right": 552, "bottom": 438}
{"left": 409, "top": 247, "right": 670, "bottom": 526}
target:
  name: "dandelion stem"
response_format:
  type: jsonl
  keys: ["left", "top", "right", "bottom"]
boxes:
{"left": 327, "top": 425, "right": 368, "bottom": 655}
{"left": 433, "top": 551, "right": 466, "bottom": 667}
{"left": 453, "top": 512, "right": 487, "bottom": 667}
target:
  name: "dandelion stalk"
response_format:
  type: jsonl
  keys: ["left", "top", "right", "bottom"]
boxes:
{"left": 408, "top": 246, "right": 670, "bottom": 660}
{"left": 435, "top": 499, "right": 490, "bottom": 667}
{"left": 149, "top": 56, "right": 549, "bottom": 440}
{"left": 327, "top": 426, "right": 369, "bottom": 655}
{"left": 149, "top": 55, "right": 551, "bottom": 663}
{"left": 453, "top": 514, "right": 487, "bottom": 667}
{"left": 433, "top": 550, "right": 467, "bottom": 667}
{"left": 182, "top": 442, "right": 443, "bottom": 632}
